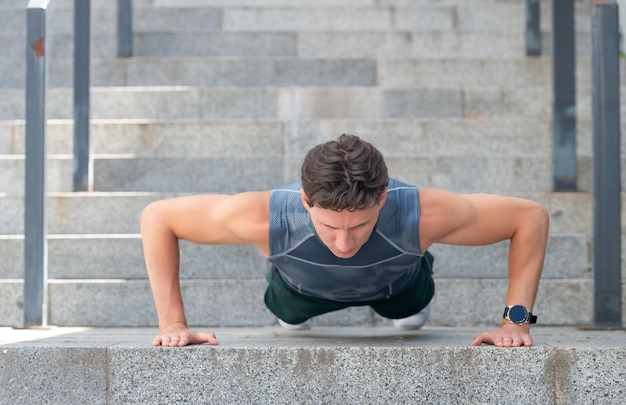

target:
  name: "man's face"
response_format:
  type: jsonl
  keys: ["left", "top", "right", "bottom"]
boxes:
{"left": 301, "top": 190, "right": 386, "bottom": 259}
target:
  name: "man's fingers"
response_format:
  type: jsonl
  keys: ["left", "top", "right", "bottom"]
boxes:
{"left": 472, "top": 330, "right": 533, "bottom": 347}
{"left": 196, "top": 332, "right": 219, "bottom": 345}
{"left": 152, "top": 331, "right": 219, "bottom": 347}
{"left": 471, "top": 332, "right": 491, "bottom": 346}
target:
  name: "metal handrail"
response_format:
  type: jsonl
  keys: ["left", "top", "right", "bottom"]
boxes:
{"left": 552, "top": 0, "right": 578, "bottom": 192}
{"left": 525, "top": 0, "right": 541, "bottom": 56}
{"left": 590, "top": 0, "right": 622, "bottom": 329}
{"left": 24, "top": 0, "right": 54, "bottom": 327}
{"left": 74, "top": 0, "right": 132, "bottom": 192}
{"left": 73, "top": 0, "right": 91, "bottom": 192}
{"left": 118, "top": 0, "right": 133, "bottom": 58}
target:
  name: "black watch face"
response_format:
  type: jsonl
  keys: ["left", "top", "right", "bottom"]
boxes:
{"left": 509, "top": 305, "right": 528, "bottom": 323}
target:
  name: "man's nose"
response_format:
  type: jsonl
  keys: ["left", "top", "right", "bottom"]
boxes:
{"left": 334, "top": 230, "right": 354, "bottom": 253}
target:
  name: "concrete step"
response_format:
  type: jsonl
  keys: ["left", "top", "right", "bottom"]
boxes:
{"left": 2, "top": 56, "right": 621, "bottom": 88}
{"left": 2, "top": 2, "right": 592, "bottom": 34}
{"left": 0, "top": 85, "right": 615, "bottom": 120}
{"left": 1, "top": 326, "right": 624, "bottom": 405}
{"left": 0, "top": 234, "right": 590, "bottom": 280}
{"left": 0, "top": 192, "right": 163, "bottom": 235}
{"left": 1, "top": 28, "right": 595, "bottom": 60}
{"left": 0, "top": 276, "right": 619, "bottom": 327}
{"left": 0, "top": 152, "right": 610, "bottom": 194}
{"left": 0, "top": 117, "right": 611, "bottom": 158}
{"left": 0, "top": 6, "right": 222, "bottom": 35}
{"left": 0, "top": 57, "right": 378, "bottom": 88}
{"left": 0, "top": 191, "right": 612, "bottom": 238}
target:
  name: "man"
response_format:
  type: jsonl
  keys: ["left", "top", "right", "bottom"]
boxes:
{"left": 141, "top": 134, "right": 549, "bottom": 348}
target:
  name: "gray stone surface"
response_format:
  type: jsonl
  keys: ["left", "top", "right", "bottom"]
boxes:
{"left": 47, "top": 279, "right": 275, "bottom": 327}
{"left": 0, "top": 193, "right": 166, "bottom": 235}
{"left": 222, "top": 6, "right": 455, "bottom": 31}
{"left": 4, "top": 117, "right": 624, "bottom": 158}
{"left": 125, "top": 58, "right": 377, "bottom": 87}
{"left": 93, "top": 156, "right": 284, "bottom": 193}
{"left": 0, "top": 281, "right": 22, "bottom": 327}
{"left": 45, "top": 238, "right": 267, "bottom": 280}
{"left": 297, "top": 31, "right": 527, "bottom": 58}
{"left": 0, "top": 278, "right": 617, "bottom": 327}
{"left": 136, "top": 32, "right": 296, "bottom": 58}
{"left": 7, "top": 153, "right": 619, "bottom": 194}
{"left": 0, "top": 233, "right": 592, "bottom": 280}
{"left": 44, "top": 193, "right": 160, "bottom": 235}
{"left": 430, "top": 234, "right": 589, "bottom": 279}
{"left": 0, "top": 326, "right": 624, "bottom": 404}
{"left": 5, "top": 57, "right": 624, "bottom": 89}
{"left": 2, "top": 87, "right": 625, "bottom": 120}
{"left": 0, "top": 347, "right": 108, "bottom": 405}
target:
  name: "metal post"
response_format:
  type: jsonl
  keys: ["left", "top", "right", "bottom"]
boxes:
{"left": 117, "top": 0, "right": 133, "bottom": 57}
{"left": 552, "top": 0, "right": 577, "bottom": 191}
{"left": 24, "top": 0, "right": 52, "bottom": 328}
{"left": 526, "top": 0, "right": 541, "bottom": 56}
{"left": 591, "top": 0, "right": 622, "bottom": 328}
{"left": 73, "top": 0, "right": 90, "bottom": 191}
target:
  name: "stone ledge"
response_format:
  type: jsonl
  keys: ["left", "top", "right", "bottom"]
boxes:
{"left": 0, "top": 326, "right": 624, "bottom": 404}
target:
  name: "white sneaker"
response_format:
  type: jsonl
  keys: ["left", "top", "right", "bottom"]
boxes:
{"left": 393, "top": 304, "right": 431, "bottom": 330}
{"left": 278, "top": 318, "right": 313, "bottom": 330}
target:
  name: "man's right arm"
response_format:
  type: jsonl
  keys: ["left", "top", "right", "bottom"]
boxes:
{"left": 140, "top": 192, "right": 271, "bottom": 346}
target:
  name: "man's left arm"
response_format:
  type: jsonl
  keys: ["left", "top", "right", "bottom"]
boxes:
{"left": 419, "top": 189, "right": 550, "bottom": 347}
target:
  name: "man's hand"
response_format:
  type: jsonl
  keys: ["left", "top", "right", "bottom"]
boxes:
{"left": 471, "top": 323, "right": 533, "bottom": 347}
{"left": 152, "top": 323, "right": 219, "bottom": 347}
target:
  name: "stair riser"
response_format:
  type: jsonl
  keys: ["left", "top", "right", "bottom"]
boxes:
{"left": 0, "top": 87, "right": 614, "bottom": 120}
{"left": 2, "top": 278, "right": 623, "bottom": 327}
{"left": 0, "top": 234, "right": 591, "bottom": 280}
{"left": 0, "top": 155, "right": 616, "bottom": 194}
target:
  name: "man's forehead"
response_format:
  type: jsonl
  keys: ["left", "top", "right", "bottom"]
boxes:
{"left": 311, "top": 204, "right": 379, "bottom": 225}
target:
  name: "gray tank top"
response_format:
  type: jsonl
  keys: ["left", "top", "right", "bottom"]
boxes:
{"left": 268, "top": 178, "right": 425, "bottom": 302}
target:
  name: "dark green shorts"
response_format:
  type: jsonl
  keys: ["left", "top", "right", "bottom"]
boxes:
{"left": 264, "top": 251, "right": 435, "bottom": 324}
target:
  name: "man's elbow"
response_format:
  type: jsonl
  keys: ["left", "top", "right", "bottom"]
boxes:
{"left": 140, "top": 201, "right": 168, "bottom": 235}
{"left": 528, "top": 202, "right": 550, "bottom": 236}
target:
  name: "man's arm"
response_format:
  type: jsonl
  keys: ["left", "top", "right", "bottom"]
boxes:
{"left": 418, "top": 188, "right": 549, "bottom": 347}
{"left": 140, "top": 192, "right": 271, "bottom": 347}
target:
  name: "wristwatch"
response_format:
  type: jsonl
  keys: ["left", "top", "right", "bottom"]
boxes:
{"left": 503, "top": 305, "right": 537, "bottom": 325}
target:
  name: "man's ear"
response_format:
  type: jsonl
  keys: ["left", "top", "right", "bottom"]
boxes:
{"left": 379, "top": 188, "right": 388, "bottom": 207}
{"left": 300, "top": 189, "right": 312, "bottom": 211}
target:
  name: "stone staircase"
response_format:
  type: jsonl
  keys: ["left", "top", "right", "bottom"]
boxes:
{"left": 0, "top": 0, "right": 624, "bottom": 330}
{"left": 2, "top": 1, "right": 626, "bottom": 403}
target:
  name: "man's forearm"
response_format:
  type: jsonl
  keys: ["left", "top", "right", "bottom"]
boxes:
{"left": 141, "top": 203, "right": 188, "bottom": 330}
{"left": 504, "top": 203, "right": 549, "bottom": 316}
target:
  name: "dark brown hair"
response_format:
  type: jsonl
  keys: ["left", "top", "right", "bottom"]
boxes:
{"left": 301, "top": 134, "right": 388, "bottom": 211}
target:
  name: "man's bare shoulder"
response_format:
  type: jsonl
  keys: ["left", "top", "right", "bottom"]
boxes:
{"left": 141, "top": 190, "right": 272, "bottom": 250}
{"left": 212, "top": 190, "right": 272, "bottom": 252}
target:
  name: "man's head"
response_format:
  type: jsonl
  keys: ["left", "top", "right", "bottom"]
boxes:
{"left": 301, "top": 134, "right": 388, "bottom": 212}
{"left": 300, "top": 134, "right": 389, "bottom": 258}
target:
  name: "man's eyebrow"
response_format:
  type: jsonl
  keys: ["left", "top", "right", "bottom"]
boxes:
{"left": 320, "top": 220, "right": 372, "bottom": 230}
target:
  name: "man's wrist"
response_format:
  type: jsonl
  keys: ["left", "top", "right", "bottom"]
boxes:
{"left": 159, "top": 320, "right": 188, "bottom": 331}
{"left": 503, "top": 304, "right": 537, "bottom": 324}
{"left": 500, "top": 320, "right": 531, "bottom": 333}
